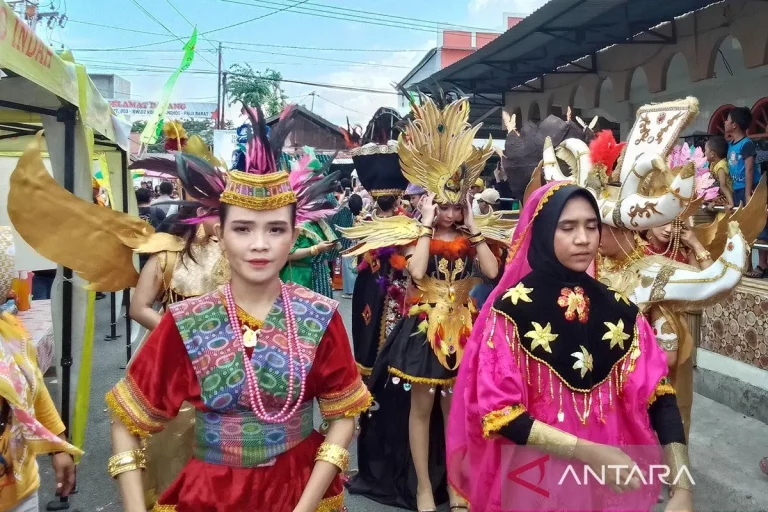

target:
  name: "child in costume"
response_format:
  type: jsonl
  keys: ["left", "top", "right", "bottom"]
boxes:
{"left": 344, "top": 95, "right": 515, "bottom": 511}
{"left": 106, "top": 104, "right": 370, "bottom": 512}
{"left": 448, "top": 182, "right": 694, "bottom": 512}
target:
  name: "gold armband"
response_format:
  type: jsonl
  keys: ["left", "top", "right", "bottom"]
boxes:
{"left": 695, "top": 250, "right": 711, "bottom": 263}
{"left": 315, "top": 442, "right": 350, "bottom": 473}
{"left": 526, "top": 420, "right": 578, "bottom": 460}
{"left": 664, "top": 443, "right": 694, "bottom": 495}
{"left": 469, "top": 233, "right": 486, "bottom": 247}
{"left": 108, "top": 448, "right": 147, "bottom": 479}
{"left": 418, "top": 225, "right": 434, "bottom": 238}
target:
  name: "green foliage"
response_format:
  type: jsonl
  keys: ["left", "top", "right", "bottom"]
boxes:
{"left": 226, "top": 64, "right": 286, "bottom": 116}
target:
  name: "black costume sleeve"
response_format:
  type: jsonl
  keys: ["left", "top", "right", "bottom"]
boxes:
{"left": 498, "top": 412, "right": 536, "bottom": 445}
{"left": 648, "top": 393, "right": 687, "bottom": 445}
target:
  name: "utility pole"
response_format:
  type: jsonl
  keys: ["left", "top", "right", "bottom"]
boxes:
{"left": 216, "top": 42, "right": 223, "bottom": 129}
{"left": 221, "top": 72, "right": 228, "bottom": 128}
{"left": 310, "top": 91, "right": 316, "bottom": 112}
{"left": 9, "top": 0, "right": 65, "bottom": 32}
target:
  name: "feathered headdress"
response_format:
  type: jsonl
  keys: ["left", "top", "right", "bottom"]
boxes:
{"left": 162, "top": 120, "right": 188, "bottom": 151}
{"left": 220, "top": 103, "right": 298, "bottom": 211}
{"left": 398, "top": 94, "right": 493, "bottom": 205}
{"left": 130, "top": 134, "right": 228, "bottom": 222}
{"left": 289, "top": 146, "right": 341, "bottom": 223}
{"left": 341, "top": 117, "right": 363, "bottom": 149}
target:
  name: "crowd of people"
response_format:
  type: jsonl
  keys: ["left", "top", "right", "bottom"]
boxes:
{"left": 3, "top": 93, "right": 767, "bottom": 512}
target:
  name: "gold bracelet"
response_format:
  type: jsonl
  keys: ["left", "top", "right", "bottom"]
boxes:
{"left": 664, "top": 443, "right": 694, "bottom": 495}
{"left": 107, "top": 449, "right": 147, "bottom": 479}
{"left": 418, "top": 225, "right": 434, "bottom": 238}
{"left": 526, "top": 420, "right": 578, "bottom": 460}
{"left": 310, "top": 245, "right": 319, "bottom": 257}
{"left": 469, "top": 234, "right": 486, "bottom": 247}
{"left": 315, "top": 442, "right": 350, "bottom": 473}
{"left": 695, "top": 250, "right": 711, "bottom": 262}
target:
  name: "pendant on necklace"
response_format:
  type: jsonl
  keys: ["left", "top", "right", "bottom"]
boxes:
{"left": 243, "top": 326, "right": 260, "bottom": 348}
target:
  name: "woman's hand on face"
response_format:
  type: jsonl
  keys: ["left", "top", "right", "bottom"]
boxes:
{"left": 679, "top": 226, "right": 703, "bottom": 251}
{"left": 419, "top": 193, "right": 438, "bottom": 226}
{"left": 465, "top": 192, "right": 478, "bottom": 232}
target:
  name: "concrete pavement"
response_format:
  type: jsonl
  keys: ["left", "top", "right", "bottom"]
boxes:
{"left": 37, "top": 294, "right": 768, "bottom": 511}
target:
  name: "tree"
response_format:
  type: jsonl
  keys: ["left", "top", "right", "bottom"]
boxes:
{"left": 226, "top": 64, "right": 286, "bottom": 116}
{"left": 131, "top": 118, "right": 216, "bottom": 153}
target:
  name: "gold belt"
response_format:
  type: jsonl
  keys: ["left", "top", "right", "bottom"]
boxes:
{"left": 408, "top": 275, "right": 481, "bottom": 370}
{"left": 409, "top": 275, "right": 480, "bottom": 305}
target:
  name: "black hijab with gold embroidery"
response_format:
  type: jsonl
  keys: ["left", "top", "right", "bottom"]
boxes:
{"left": 492, "top": 185, "right": 639, "bottom": 392}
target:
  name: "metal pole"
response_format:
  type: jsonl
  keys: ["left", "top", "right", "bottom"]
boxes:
{"left": 105, "top": 292, "right": 119, "bottom": 340}
{"left": 120, "top": 149, "right": 133, "bottom": 366}
{"left": 56, "top": 106, "right": 76, "bottom": 433}
{"left": 123, "top": 290, "right": 132, "bottom": 366}
{"left": 216, "top": 43, "right": 222, "bottom": 129}
{"left": 310, "top": 92, "right": 315, "bottom": 112}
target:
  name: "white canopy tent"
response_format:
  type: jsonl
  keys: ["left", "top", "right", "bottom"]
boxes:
{"left": 0, "top": 0, "right": 134, "bottom": 433}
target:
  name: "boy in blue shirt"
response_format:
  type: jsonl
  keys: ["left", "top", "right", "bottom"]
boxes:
{"left": 724, "top": 107, "right": 758, "bottom": 205}
{"left": 726, "top": 107, "right": 768, "bottom": 278}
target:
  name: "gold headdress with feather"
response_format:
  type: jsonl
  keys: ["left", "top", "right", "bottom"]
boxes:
{"left": 398, "top": 95, "right": 494, "bottom": 205}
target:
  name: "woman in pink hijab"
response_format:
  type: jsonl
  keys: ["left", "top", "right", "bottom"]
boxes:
{"left": 447, "top": 181, "right": 694, "bottom": 512}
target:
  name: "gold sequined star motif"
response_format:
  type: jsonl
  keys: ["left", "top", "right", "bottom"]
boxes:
{"left": 502, "top": 283, "right": 533, "bottom": 306}
{"left": 524, "top": 322, "right": 558, "bottom": 353}
{"left": 571, "top": 345, "right": 593, "bottom": 378}
{"left": 603, "top": 319, "right": 630, "bottom": 350}
{"left": 608, "top": 286, "right": 630, "bottom": 305}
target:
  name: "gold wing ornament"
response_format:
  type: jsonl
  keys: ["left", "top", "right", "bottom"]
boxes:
{"left": 8, "top": 133, "right": 183, "bottom": 292}
{"left": 338, "top": 215, "right": 421, "bottom": 257}
{"left": 398, "top": 95, "right": 494, "bottom": 204}
{"left": 693, "top": 174, "right": 767, "bottom": 259}
{"left": 630, "top": 221, "right": 748, "bottom": 311}
{"left": 472, "top": 211, "right": 518, "bottom": 246}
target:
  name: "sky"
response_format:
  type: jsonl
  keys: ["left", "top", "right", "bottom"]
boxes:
{"left": 47, "top": 0, "right": 549, "bottom": 127}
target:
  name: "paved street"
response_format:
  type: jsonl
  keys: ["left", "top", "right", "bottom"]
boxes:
{"left": 38, "top": 294, "right": 768, "bottom": 512}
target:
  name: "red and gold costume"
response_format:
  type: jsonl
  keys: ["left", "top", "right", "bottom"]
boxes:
{"left": 107, "top": 286, "right": 369, "bottom": 511}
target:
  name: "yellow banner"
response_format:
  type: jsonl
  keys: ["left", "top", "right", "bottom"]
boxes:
{"left": 0, "top": 1, "right": 78, "bottom": 106}
{"left": 71, "top": 290, "right": 96, "bottom": 463}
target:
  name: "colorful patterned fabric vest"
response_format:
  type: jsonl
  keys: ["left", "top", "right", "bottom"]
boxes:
{"left": 170, "top": 283, "right": 338, "bottom": 467}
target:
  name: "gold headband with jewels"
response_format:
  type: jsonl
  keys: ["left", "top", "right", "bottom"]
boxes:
{"left": 220, "top": 170, "right": 296, "bottom": 210}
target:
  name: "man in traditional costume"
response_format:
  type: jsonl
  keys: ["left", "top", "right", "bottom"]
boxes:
{"left": 344, "top": 94, "right": 515, "bottom": 511}
{"left": 104, "top": 104, "right": 370, "bottom": 512}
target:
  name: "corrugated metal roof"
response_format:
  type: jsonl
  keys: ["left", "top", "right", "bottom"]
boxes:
{"left": 415, "top": 0, "right": 721, "bottom": 94}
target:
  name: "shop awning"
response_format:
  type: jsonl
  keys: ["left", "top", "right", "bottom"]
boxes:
{"left": 413, "top": 0, "right": 721, "bottom": 131}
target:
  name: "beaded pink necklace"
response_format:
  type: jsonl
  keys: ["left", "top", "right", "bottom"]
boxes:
{"left": 223, "top": 282, "right": 307, "bottom": 424}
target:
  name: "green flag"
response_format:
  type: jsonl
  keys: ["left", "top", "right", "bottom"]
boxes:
{"left": 140, "top": 28, "right": 198, "bottom": 145}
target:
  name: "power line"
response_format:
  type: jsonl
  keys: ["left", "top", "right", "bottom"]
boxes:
{"left": 203, "top": 0, "right": 310, "bottom": 35}
{"left": 82, "top": 63, "right": 398, "bottom": 94}
{"left": 163, "top": 0, "right": 218, "bottom": 53}
{"left": 127, "top": 0, "right": 217, "bottom": 69}
{"left": 222, "top": 0, "right": 496, "bottom": 33}
{"left": 220, "top": 0, "right": 441, "bottom": 33}
{"left": 314, "top": 94, "right": 370, "bottom": 116}
{"left": 66, "top": 20, "right": 430, "bottom": 54}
